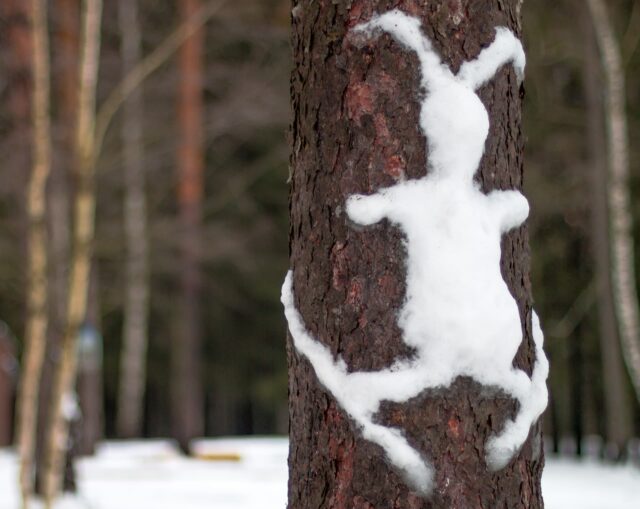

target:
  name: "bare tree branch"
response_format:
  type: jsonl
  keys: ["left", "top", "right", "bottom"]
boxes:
{"left": 93, "top": 0, "right": 228, "bottom": 160}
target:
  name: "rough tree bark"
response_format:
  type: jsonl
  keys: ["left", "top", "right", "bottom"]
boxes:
{"left": 287, "top": 1, "right": 543, "bottom": 507}
{"left": 15, "top": 0, "right": 52, "bottom": 507}
{"left": 172, "top": 0, "right": 205, "bottom": 452}
{"left": 586, "top": 0, "right": 640, "bottom": 405}
{"left": 43, "top": 0, "right": 103, "bottom": 504}
{"left": 581, "top": 4, "right": 633, "bottom": 457}
{"left": 116, "top": 0, "right": 150, "bottom": 439}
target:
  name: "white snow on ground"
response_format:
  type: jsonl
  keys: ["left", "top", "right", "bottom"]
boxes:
{"left": 1, "top": 438, "right": 639, "bottom": 508}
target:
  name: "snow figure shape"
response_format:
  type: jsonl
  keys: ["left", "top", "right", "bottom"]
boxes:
{"left": 282, "top": 10, "right": 549, "bottom": 496}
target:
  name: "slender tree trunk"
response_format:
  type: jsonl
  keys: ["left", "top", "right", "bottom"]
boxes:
{"left": 76, "top": 268, "right": 103, "bottom": 455}
{"left": 116, "top": 0, "right": 150, "bottom": 440}
{"left": 581, "top": 4, "right": 633, "bottom": 457}
{"left": 34, "top": 0, "right": 78, "bottom": 495}
{"left": 2, "top": 1, "right": 32, "bottom": 454}
{"left": 287, "top": 1, "right": 544, "bottom": 507}
{"left": 15, "top": 0, "right": 52, "bottom": 507}
{"left": 172, "top": 0, "right": 205, "bottom": 452}
{"left": 0, "top": 332, "right": 15, "bottom": 447}
{"left": 43, "top": 0, "right": 103, "bottom": 504}
{"left": 587, "top": 0, "right": 640, "bottom": 404}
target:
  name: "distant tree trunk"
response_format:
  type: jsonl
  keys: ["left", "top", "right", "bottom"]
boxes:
{"left": 34, "top": 0, "right": 78, "bottom": 495}
{"left": 0, "top": 327, "right": 16, "bottom": 447}
{"left": 581, "top": 4, "right": 633, "bottom": 457}
{"left": 172, "top": 0, "right": 205, "bottom": 452}
{"left": 76, "top": 268, "right": 103, "bottom": 455}
{"left": 116, "top": 0, "right": 150, "bottom": 440}
{"left": 587, "top": 0, "right": 640, "bottom": 405}
{"left": 15, "top": 0, "right": 52, "bottom": 507}
{"left": 43, "top": 0, "right": 103, "bottom": 504}
{"left": 287, "top": 1, "right": 544, "bottom": 507}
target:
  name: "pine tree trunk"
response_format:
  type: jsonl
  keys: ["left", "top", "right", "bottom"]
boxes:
{"left": 173, "top": 0, "right": 205, "bottom": 452}
{"left": 581, "top": 5, "right": 633, "bottom": 457}
{"left": 117, "top": 0, "right": 150, "bottom": 440}
{"left": 286, "top": 1, "right": 544, "bottom": 507}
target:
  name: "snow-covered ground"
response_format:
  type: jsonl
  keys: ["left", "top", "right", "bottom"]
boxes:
{"left": 1, "top": 438, "right": 638, "bottom": 508}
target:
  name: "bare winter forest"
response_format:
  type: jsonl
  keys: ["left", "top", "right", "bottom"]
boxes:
{"left": 0, "top": 0, "right": 639, "bottom": 507}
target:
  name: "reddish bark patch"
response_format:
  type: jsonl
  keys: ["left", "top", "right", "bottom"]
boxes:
{"left": 346, "top": 0, "right": 371, "bottom": 29}
{"left": 448, "top": 415, "right": 461, "bottom": 439}
{"left": 352, "top": 495, "right": 376, "bottom": 509}
{"left": 385, "top": 154, "right": 406, "bottom": 180}
{"left": 345, "top": 80, "right": 376, "bottom": 125}
{"left": 327, "top": 403, "right": 355, "bottom": 509}
{"left": 373, "top": 112, "right": 390, "bottom": 139}
{"left": 331, "top": 241, "right": 349, "bottom": 290}
{"left": 347, "top": 276, "right": 365, "bottom": 309}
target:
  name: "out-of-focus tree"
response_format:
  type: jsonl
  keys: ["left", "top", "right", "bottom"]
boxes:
{"left": 116, "top": 0, "right": 149, "bottom": 440}
{"left": 581, "top": 1, "right": 633, "bottom": 457}
{"left": 14, "top": 0, "right": 52, "bottom": 508}
{"left": 172, "top": 0, "right": 205, "bottom": 452}
{"left": 43, "top": 0, "right": 103, "bottom": 503}
{"left": 0, "top": 324, "right": 16, "bottom": 447}
{"left": 587, "top": 0, "right": 640, "bottom": 407}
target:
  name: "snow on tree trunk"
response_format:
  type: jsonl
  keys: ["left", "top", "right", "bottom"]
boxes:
{"left": 285, "top": 1, "right": 546, "bottom": 507}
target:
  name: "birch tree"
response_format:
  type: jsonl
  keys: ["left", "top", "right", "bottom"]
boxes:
{"left": 43, "top": 0, "right": 103, "bottom": 503}
{"left": 15, "top": 0, "right": 52, "bottom": 506}
{"left": 587, "top": 0, "right": 640, "bottom": 404}
{"left": 581, "top": 2, "right": 632, "bottom": 456}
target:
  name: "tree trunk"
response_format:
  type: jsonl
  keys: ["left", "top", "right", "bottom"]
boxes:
{"left": 76, "top": 268, "right": 103, "bottom": 456}
{"left": 581, "top": 3, "right": 633, "bottom": 457}
{"left": 15, "top": 0, "right": 52, "bottom": 506}
{"left": 586, "top": 0, "right": 640, "bottom": 405}
{"left": 43, "top": 0, "right": 103, "bottom": 504}
{"left": 0, "top": 328, "right": 16, "bottom": 447}
{"left": 286, "top": 1, "right": 545, "bottom": 507}
{"left": 34, "top": 0, "right": 78, "bottom": 496}
{"left": 172, "top": 0, "right": 205, "bottom": 452}
{"left": 116, "top": 0, "right": 150, "bottom": 440}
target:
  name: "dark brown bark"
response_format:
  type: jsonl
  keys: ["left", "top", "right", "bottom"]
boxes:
{"left": 0, "top": 330, "right": 15, "bottom": 446}
{"left": 581, "top": 4, "right": 633, "bottom": 457}
{"left": 172, "top": 0, "right": 205, "bottom": 452}
{"left": 287, "top": 1, "right": 543, "bottom": 508}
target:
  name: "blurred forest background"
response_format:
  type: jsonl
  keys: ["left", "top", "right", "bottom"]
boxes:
{"left": 0, "top": 0, "right": 639, "bottom": 494}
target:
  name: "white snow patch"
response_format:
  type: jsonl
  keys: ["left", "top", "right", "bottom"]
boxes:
{"left": 283, "top": 9, "right": 548, "bottom": 495}
{"left": 0, "top": 439, "right": 288, "bottom": 509}
{"left": 1, "top": 441, "right": 639, "bottom": 508}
